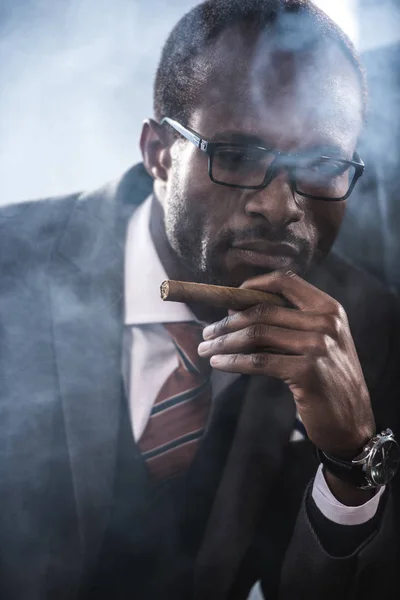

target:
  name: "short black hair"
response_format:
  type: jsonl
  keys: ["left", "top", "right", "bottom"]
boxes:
{"left": 154, "top": 0, "right": 367, "bottom": 124}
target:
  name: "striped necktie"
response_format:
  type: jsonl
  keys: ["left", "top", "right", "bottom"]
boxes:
{"left": 138, "top": 322, "right": 212, "bottom": 481}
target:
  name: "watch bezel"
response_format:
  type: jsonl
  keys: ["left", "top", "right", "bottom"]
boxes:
{"left": 352, "top": 429, "right": 399, "bottom": 488}
{"left": 367, "top": 432, "right": 400, "bottom": 486}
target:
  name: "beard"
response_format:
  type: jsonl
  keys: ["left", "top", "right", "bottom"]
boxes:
{"left": 165, "top": 199, "right": 315, "bottom": 288}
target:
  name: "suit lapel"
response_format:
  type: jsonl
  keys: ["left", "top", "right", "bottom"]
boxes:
{"left": 49, "top": 164, "right": 153, "bottom": 570}
{"left": 194, "top": 375, "right": 296, "bottom": 599}
{"left": 48, "top": 160, "right": 297, "bottom": 592}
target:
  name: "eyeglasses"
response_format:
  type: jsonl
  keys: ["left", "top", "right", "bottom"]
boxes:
{"left": 161, "top": 117, "right": 365, "bottom": 202}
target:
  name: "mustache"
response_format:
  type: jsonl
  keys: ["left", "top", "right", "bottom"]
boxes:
{"left": 219, "top": 224, "right": 308, "bottom": 248}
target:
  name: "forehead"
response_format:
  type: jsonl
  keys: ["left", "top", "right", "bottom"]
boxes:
{"left": 189, "top": 26, "right": 363, "bottom": 154}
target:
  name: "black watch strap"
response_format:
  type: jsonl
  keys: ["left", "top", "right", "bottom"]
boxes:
{"left": 316, "top": 447, "right": 368, "bottom": 488}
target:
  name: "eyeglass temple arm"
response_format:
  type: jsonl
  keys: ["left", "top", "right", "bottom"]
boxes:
{"left": 350, "top": 151, "right": 364, "bottom": 169}
{"left": 161, "top": 117, "right": 208, "bottom": 151}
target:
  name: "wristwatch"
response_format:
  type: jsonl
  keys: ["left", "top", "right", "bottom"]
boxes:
{"left": 316, "top": 429, "right": 400, "bottom": 490}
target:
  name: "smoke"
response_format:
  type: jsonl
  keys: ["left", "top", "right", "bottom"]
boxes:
{"left": 0, "top": 0, "right": 360, "bottom": 204}
{"left": 0, "top": 0, "right": 198, "bottom": 202}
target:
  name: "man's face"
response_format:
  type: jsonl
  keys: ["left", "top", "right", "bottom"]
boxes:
{"left": 158, "top": 29, "right": 363, "bottom": 287}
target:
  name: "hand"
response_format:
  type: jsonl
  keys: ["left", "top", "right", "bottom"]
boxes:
{"left": 198, "top": 270, "right": 376, "bottom": 460}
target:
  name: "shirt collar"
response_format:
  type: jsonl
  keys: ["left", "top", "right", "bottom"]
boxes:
{"left": 124, "top": 195, "right": 196, "bottom": 325}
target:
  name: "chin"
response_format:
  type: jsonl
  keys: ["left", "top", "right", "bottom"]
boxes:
{"left": 200, "top": 249, "right": 312, "bottom": 287}
{"left": 205, "top": 264, "right": 276, "bottom": 288}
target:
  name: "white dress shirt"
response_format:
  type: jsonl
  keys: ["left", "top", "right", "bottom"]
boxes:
{"left": 124, "top": 195, "right": 383, "bottom": 526}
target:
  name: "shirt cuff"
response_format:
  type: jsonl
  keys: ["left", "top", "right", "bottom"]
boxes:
{"left": 311, "top": 464, "right": 385, "bottom": 526}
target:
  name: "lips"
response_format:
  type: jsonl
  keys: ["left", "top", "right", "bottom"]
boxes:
{"left": 229, "top": 239, "right": 298, "bottom": 269}
{"left": 232, "top": 239, "right": 297, "bottom": 255}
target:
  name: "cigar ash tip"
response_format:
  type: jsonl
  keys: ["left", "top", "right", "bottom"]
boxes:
{"left": 160, "top": 280, "right": 170, "bottom": 300}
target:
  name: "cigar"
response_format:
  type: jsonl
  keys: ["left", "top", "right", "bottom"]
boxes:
{"left": 160, "top": 280, "right": 286, "bottom": 311}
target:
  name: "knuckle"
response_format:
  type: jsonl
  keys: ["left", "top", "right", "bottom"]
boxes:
{"left": 337, "top": 304, "right": 349, "bottom": 325}
{"left": 246, "top": 324, "right": 268, "bottom": 344}
{"left": 251, "top": 302, "right": 275, "bottom": 321}
{"left": 251, "top": 353, "right": 268, "bottom": 369}
{"left": 331, "top": 301, "right": 347, "bottom": 322}
{"left": 319, "top": 334, "right": 331, "bottom": 354}
{"left": 318, "top": 313, "right": 343, "bottom": 338}
{"left": 329, "top": 314, "right": 343, "bottom": 336}
{"left": 308, "top": 333, "right": 331, "bottom": 355}
{"left": 214, "top": 315, "right": 231, "bottom": 336}
{"left": 213, "top": 334, "right": 227, "bottom": 351}
{"left": 229, "top": 353, "right": 242, "bottom": 366}
{"left": 306, "top": 335, "right": 320, "bottom": 355}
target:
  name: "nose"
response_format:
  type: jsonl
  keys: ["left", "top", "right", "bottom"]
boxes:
{"left": 244, "top": 169, "right": 303, "bottom": 229}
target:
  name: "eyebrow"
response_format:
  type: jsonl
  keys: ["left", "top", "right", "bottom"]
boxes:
{"left": 208, "top": 131, "right": 270, "bottom": 146}
{"left": 208, "top": 132, "right": 348, "bottom": 158}
{"left": 302, "top": 144, "right": 350, "bottom": 159}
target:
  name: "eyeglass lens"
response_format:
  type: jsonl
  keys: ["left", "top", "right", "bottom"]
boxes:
{"left": 211, "top": 146, "right": 356, "bottom": 199}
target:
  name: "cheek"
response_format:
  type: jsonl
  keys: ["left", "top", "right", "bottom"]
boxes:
{"left": 171, "top": 148, "right": 240, "bottom": 227}
{"left": 306, "top": 200, "right": 346, "bottom": 251}
{"left": 172, "top": 146, "right": 210, "bottom": 197}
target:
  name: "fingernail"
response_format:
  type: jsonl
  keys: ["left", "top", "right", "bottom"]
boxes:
{"left": 202, "top": 325, "right": 214, "bottom": 340}
{"left": 210, "top": 355, "right": 222, "bottom": 366}
{"left": 198, "top": 341, "right": 211, "bottom": 355}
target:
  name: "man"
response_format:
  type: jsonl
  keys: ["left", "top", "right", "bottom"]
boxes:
{"left": 0, "top": 1, "right": 399, "bottom": 599}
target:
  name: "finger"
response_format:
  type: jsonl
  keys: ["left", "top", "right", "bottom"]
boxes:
{"left": 203, "top": 303, "right": 338, "bottom": 340}
{"left": 241, "top": 270, "right": 340, "bottom": 313}
{"left": 199, "top": 325, "right": 329, "bottom": 357}
{"left": 209, "top": 352, "right": 306, "bottom": 378}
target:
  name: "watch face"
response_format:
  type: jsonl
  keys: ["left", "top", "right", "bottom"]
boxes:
{"left": 370, "top": 439, "right": 400, "bottom": 486}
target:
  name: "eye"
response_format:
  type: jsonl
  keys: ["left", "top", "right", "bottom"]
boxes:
{"left": 214, "top": 147, "right": 269, "bottom": 172}
{"left": 295, "top": 157, "right": 356, "bottom": 199}
{"left": 306, "top": 159, "right": 348, "bottom": 178}
{"left": 216, "top": 150, "right": 256, "bottom": 170}
{"left": 295, "top": 157, "right": 350, "bottom": 186}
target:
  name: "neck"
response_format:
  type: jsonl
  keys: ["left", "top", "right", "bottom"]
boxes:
{"left": 149, "top": 196, "right": 226, "bottom": 324}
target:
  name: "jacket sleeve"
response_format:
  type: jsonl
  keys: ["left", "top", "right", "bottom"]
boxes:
{"left": 270, "top": 481, "right": 397, "bottom": 600}
{"left": 269, "top": 286, "right": 400, "bottom": 600}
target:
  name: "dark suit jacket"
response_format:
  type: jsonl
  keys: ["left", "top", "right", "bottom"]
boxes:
{"left": 0, "top": 164, "right": 399, "bottom": 600}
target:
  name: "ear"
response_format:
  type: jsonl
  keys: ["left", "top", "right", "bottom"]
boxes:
{"left": 140, "top": 119, "right": 172, "bottom": 182}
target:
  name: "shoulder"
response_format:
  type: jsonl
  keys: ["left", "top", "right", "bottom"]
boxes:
{"left": 0, "top": 163, "right": 152, "bottom": 250}
{"left": 0, "top": 192, "right": 83, "bottom": 272}
{"left": 0, "top": 191, "right": 80, "bottom": 238}
{"left": 0, "top": 162, "right": 152, "bottom": 238}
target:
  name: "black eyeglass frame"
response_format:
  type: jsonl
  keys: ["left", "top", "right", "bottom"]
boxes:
{"left": 161, "top": 116, "right": 365, "bottom": 202}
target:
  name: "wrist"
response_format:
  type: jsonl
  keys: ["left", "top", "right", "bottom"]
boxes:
{"left": 317, "top": 428, "right": 400, "bottom": 492}
{"left": 323, "top": 467, "right": 376, "bottom": 506}
{"left": 323, "top": 425, "right": 376, "bottom": 461}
